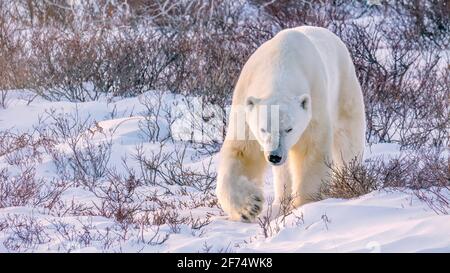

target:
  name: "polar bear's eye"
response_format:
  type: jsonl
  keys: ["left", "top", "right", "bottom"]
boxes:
{"left": 285, "top": 128, "right": 293, "bottom": 133}
{"left": 260, "top": 128, "right": 266, "bottom": 133}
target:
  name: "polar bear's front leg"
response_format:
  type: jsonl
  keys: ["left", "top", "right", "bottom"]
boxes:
{"left": 272, "top": 162, "right": 293, "bottom": 215}
{"left": 289, "top": 128, "right": 332, "bottom": 208}
{"left": 216, "top": 144, "right": 266, "bottom": 222}
{"left": 290, "top": 150, "right": 330, "bottom": 207}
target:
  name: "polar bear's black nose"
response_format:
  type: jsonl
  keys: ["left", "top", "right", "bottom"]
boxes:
{"left": 268, "top": 154, "right": 282, "bottom": 164}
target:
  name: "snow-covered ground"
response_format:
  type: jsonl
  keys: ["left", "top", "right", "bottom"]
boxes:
{"left": 0, "top": 91, "right": 449, "bottom": 253}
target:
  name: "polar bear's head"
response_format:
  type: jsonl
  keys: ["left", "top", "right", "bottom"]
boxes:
{"left": 245, "top": 94, "right": 311, "bottom": 165}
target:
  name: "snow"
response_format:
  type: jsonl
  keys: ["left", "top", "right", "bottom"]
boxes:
{"left": 0, "top": 91, "right": 449, "bottom": 253}
{"left": 241, "top": 190, "right": 450, "bottom": 252}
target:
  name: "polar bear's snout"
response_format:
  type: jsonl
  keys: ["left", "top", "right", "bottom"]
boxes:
{"left": 268, "top": 153, "right": 282, "bottom": 164}
{"left": 265, "top": 145, "right": 287, "bottom": 166}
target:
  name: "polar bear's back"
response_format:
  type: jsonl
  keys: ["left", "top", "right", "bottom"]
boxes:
{"left": 274, "top": 26, "right": 360, "bottom": 120}
{"left": 290, "top": 26, "right": 355, "bottom": 82}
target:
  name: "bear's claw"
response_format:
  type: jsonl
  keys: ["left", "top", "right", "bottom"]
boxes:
{"left": 239, "top": 193, "right": 264, "bottom": 222}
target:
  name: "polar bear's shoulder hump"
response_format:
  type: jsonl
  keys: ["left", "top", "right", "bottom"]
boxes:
{"left": 276, "top": 26, "right": 338, "bottom": 43}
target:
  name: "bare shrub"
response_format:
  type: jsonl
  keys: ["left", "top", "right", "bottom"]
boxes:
{"left": 135, "top": 221, "right": 170, "bottom": 246}
{"left": 0, "top": 130, "right": 55, "bottom": 160}
{"left": 25, "top": 23, "right": 182, "bottom": 101}
{"left": 91, "top": 171, "right": 143, "bottom": 224}
{"left": 396, "top": 64, "right": 449, "bottom": 149}
{"left": 257, "top": 201, "right": 289, "bottom": 238}
{"left": 1, "top": 1, "right": 255, "bottom": 105}
{"left": 0, "top": 2, "right": 29, "bottom": 93}
{"left": 0, "top": 90, "right": 8, "bottom": 109}
{"left": 320, "top": 149, "right": 450, "bottom": 214}
{"left": 0, "top": 129, "right": 66, "bottom": 209}
{"left": 138, "top": 91, "right": 172, "bottom": 143}
{"left": 2, "top": 215, "right": 50, "bottom": 252}
{"left": 133, "top": 143, "right": 216, "bottom": 192}
{"left": 189, "top": 213, "right": 212, "bottom": 230}
{"left": 99, "top": 30, "right": 181, "bottom": 97}
{"left": 133, "top": 143, "right": 171, "bottom": 187}
{"left": 38, "top": 108, "right": 113, "bottom": 185}
{"left": 250, "top": 0, "right": 371, "bottom": 30}
{"left": 0, "top": 166, "right": 68, "bottom": 211}
{"left": 49, "top": 218, "right": 121, "bottom": 252}
{"left": 160, "top": 145, "right": 216, "bottom": 191}
{"left": 341, "top": 22, "right": 449, "bottom": 149}
{"left": 0, "top": 167, "right": 45, "bottom": 208}
{"left": 387, "top": 0, "right": 449, "bottom": 49}
{"left": 45, "top": 199, "right": 93, "bottom": 218}
{"left": 321, "top": 157, "right": 382, "bottom": 199}
{"left": 27, "top": 29, "right": 101, "bottom": 101}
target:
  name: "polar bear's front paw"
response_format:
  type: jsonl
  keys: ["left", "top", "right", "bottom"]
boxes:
{"left": 238, "top": 193, "right": 264, "bottom": 222}
{"left": 226, "top": 180, "right": 264, "bottom": 222}
{"left": 217, "top": 175, "right": 264, "bottom": 222}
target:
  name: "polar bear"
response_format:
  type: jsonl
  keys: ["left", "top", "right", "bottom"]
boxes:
{"left": 216, "top": 26, "right": 366, "bottom": 222}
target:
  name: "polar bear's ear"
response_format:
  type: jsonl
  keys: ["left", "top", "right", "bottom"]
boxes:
{"left": 245, "top": 96, "right": 260, "bottom": 112}
{"left": 297, "top": 94, "right": 310, "bottom": 110}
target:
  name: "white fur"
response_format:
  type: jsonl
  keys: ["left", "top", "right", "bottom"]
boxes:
{"left": 216, "top": 26, "right": 366, "bottom": 222}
